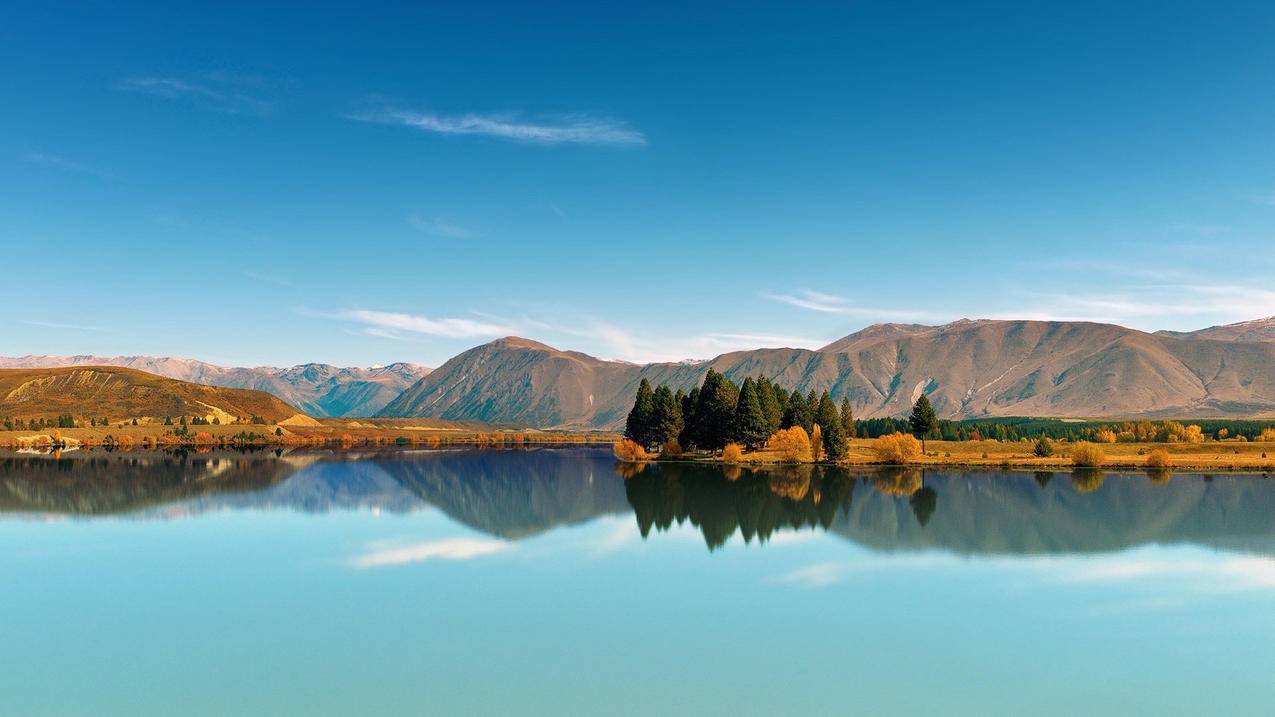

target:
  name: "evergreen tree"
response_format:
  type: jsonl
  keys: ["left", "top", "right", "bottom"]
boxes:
{"left": 624, "top": 379, "right": 656, "bottom": 447}
{"left": 732, "top": 377, "right": 769, "bottom": 449}
{"left": 678, "top": 386, "right": 700, "bottom": 449}
{"left": 815, "top": 391, "right": 848, "bottom": 461}
{"left": 694, "top": 369, "right": 739, "bottom": 451}
{"left": 782, "top": 390, "right": 812, "bottom": 432}
{"left": 840, "top": 397, "right": 856, "bottom": 438}
{"left": 649, "top": 384, "right": 683, "bottom": 448}
{"left": 909, "top": 394, "right": 939, "bottom": 452}
{"left": 755, "top": 377, "right": 783, "bottom": 435}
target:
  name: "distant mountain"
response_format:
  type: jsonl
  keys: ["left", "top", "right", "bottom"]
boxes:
{"left": 380, "top": 319, "right": 1275, "bottom": 427}
{"left": 1156, "top": 316, "right": 1275, "bottom": 343}
{"left": 0, "top": 366, "right": 306, "bottom": 423}
{"left": 0, "top": 355, "right": 430, "bottom": 417}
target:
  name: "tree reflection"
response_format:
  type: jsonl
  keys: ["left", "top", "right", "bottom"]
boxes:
{"left": 1070, "top": 468, "right": 1107, "bottom": 494}
{"left": 872, "top": 467, "right": 922, "bottom": 497}
{"left": 622, "top": 462, "right": 857, "bottom": 549}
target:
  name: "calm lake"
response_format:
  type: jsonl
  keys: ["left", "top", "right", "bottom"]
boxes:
{"left": 2, "top": 447, "right": 1273, "bottom": 715}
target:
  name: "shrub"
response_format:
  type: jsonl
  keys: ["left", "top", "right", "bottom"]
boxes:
{"left": 193, "top": 431, "right": 214, "bottom": 445}
{"left": 660, "top": 437, "right": 683, "bottom": 458}
{"left": 766, "top": 426, "right": 812, "bottom": 463}
{"left": 1071, "top": 442, "right": 1106, "bottom": 467}
{"left": 1033, "top": 437, "right": 1055, "bottom": 458}
{"left": 1145, "top": 448, "right": 1172, "bottom": 468}
{"left": 612, "top": 438, "right": 649, "bottom": 462}
{"left": 721, "top": 443, "right": 745, "bottom": 464}
{"left": 873, "top": 432, "right": 921, "bottom": 464}
{"left": 1094, "top": 429, "right": 1118, "bottom": 444}
{"left": 1183, "top": 425, "right": 1205, "bottom": 443}
{"left": 1260, "top": 428, "right": 1275, "bottom": 442}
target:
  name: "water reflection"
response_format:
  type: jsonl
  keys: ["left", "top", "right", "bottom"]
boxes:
{"left": 2, "top": 448, "right": 1273, "bottom": 557}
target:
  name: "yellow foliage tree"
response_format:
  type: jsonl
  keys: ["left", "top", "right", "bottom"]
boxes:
{"left": 810, "top": 425, "right": 824, "bottom": 462}
{"left": 1145, "top": 448, "right": 1172, "bottom": 468}
{"left": 613, "top": 438, "right": 649, "bottom": 462}
{"left": 1260, "top": 428, "right": 1275, "bottom": 442}
{"left": 1070, "top": 442, "right": 1106, "bottom": 467}
{"left": 722, "top": 443, "right": 745, "bottom": 464}
{"left": 872, "top": 432, "right": 922, "bottom": 464}
{"left": 1094, "top": 429, "right": 1118, "bottom": 444}
{"left": 766, "top": 427, "right": 812, "bottom": 463}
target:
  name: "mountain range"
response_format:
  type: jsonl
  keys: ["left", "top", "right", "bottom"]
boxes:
{"left": 381, "top": 318, "right": 1275, "bottom": 427}
{"left": 0, "top": 355, "right": 431, "bottom": 417}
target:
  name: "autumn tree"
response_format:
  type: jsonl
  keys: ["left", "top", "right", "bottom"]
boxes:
{"left": 624, "top": 378, "right": 656, "bottom": 448}
{"left": 908, "top": 394, "right": 939, "bottom": 452}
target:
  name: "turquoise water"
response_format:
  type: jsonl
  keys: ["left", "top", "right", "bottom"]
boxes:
{"left": 2, "top": 448, "right": 1273, "bottom": 715}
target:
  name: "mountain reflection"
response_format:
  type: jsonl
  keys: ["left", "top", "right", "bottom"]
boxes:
{"left": 2, "top": 448, "right": 1273, "bottom": 557}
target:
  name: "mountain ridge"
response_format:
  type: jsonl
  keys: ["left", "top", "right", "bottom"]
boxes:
{"left": 0, "top": 355, "right": 431, "bottom": 417}
{"left": 380, "top": 318, "right": 1275, "bottom": 428}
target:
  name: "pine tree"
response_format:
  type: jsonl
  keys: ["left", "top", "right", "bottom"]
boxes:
{"left": 650, "top": 384, "right": 683, "bottom": 448}
{"left": 815, "top": 391, "right": 848, "bottom": 461}
{"left": 732, "top": 377, "right": 769, "bottom": 449}
{"left": 840, "top": 397, "right": 856, "bottom": 438}
{"left": 782, "top": 390, "right": 812, "bottom": 432}
{"left": 756, "top": 377, "right": 783, "bottom": 435}
{"left": 679, "top": 386, "right": 700, "bottom": 449}
{"left": 909, "top": 394, "right": 939, "bottom": 453}
{"left": 624, "top": 379, "right": 656, "bottom": 448}
{"left": 694, "top": 369, "right": 739, "bottom": 451}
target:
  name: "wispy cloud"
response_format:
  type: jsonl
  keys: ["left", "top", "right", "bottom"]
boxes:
{"left": 22, "top": 152, "right": 112, "bottom": 179}
{"left": 117, "top": 75, "right": 273, "bottom": 115}
{"left": 349, "top": 537, "right": 510, "bottom": 568}
{"left": 351, "top": 108, "right": 645, "bottom": 146}
{"left": 559, "top": 320, "right": 826, "bottom": 363}
{"left": 20, "top": 320, "right": 114, "bottom": 333}
{"left": 763, "top": 290, "right": 938, "bottom": 321}
{"left": 770, "top": 561, "right": 847, "bottom": 588}
{"left": 332, "top": 309, "right": 521, "bottom": 340}
{"left": 407, "top": 214, "right": 478, "bottom": 239}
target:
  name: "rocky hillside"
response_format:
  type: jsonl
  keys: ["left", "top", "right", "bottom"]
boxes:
{"left": 380, "top": 319, "right": 1275, "bottom": 428}
{"left": 0, "top": 355, "right": 430, "bottom": 417}
{"left": 0, "top": 366, "right": 306, "bottom": 423}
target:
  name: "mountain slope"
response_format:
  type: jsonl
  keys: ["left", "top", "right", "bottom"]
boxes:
{"left": 1156, "top": 316, "right": 1275, "bottom": 342}
{"left": 381, "top": 319, "right": 1275, "bottom": 427}
{"left": 0, "top": 356, "right": 430, "bottom": 417}
{"left": 0, "top": 366, "right": 306, "bottom": 422}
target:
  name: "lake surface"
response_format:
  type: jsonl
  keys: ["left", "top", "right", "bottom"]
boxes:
{"left": 3, "top": 447, "right": 1273, "bottom": 716}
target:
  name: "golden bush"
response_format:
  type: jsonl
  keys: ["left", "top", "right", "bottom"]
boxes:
{"left": 1070, "top": 442, "right": 1106, "bottom": 467}
{"left": 721, "top": 443, "right": 745, "bottom": 464}
{"left": 1094, "top": 429, "right": 1118, "bottom": 444}
{"left": 872, "top": 432, "right": 921, "bottom": 464}
{"left": 612, "top": 438, "right": 649, "bottom": 462}
{"left": 1260, "top": 428, "right": 1275, "bottom": 442}
{"left": 1145, "top": 448, "right": 1172, "bottom": 468}
{"left": 765, "top": 427, "right": 812, "bottom": 463}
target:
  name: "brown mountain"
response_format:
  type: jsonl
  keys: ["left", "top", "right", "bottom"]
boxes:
{"left": 380, "top": 319, "right": 1275, "bottom": 427}
{"left": 0, "top": 366, "right": 306, "bottom": 423}
{"left": 1156, "top": 316, "right": 1275, "bottom": 343}
{"left": 0, "top": 355, "right": 430, "bottom": 417}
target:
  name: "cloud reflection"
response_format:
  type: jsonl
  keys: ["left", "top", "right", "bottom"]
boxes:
{"left": 350, "top": 537, "right": 511, "bottom": 568}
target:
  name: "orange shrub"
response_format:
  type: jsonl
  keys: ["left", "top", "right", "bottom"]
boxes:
{"left": 1183, "top": 425, "right": 1205, "bottom": 443}
{"left": 1260, "top": 428, "right": 1275, "bottom": 442}
{"left": 1145, "top": 448, "right": 1172, "bottom": 468}
{"left": 721, "top": 443, "right": 745, "bottom": 464}
{"left": 193, "top": 431, "right": 214, "bottom": 445}
{"left": 1094, "top": 429, "right": 1118, "bottom": 444}
{"left": 872, "top": 432, "right": 921, "bottom": 464}
{"left": 612, "top": 438, "right": 649, "bottom": 462}
{"left": 766, "top": 427, "right": 812, "bottom": 463}
{"left": 1071, "top": 442, "right": 1106, "bottom": 467}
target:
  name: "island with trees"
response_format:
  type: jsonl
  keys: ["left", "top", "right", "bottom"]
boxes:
{"left": 614, "top": 371, "right": 1275, "bottom": 473}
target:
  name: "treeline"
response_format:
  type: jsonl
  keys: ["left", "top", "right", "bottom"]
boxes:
{"left": 1, "top": 414, "right": 272, "bottom": 432}
{"left": 623, "top": 370, "right": 856, "bottom": 460}
{"left": 857, "top": 416, "right": 1275, "bottom": 442}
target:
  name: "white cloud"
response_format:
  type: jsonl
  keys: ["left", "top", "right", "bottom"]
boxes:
{"left": 770, "top": 561, "right": 847, "bottom": 588}
{"left": 334, "top": 309, "right": 520, "bottom": 340}
{"left": 408, "top": 214, "right": 477, "bottom": 239}
{"left": 352, "top": 109, "right": 645, "bottom": 146}
{"left": 762, "top": 290, "right": 938, "bottom": 321}
{"left": 349, "top": 537, "right": 510, "bottom": 568}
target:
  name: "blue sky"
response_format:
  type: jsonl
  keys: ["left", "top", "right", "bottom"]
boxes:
{"left": 4, "top": 1, "right": 1275, "bottom": 367}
